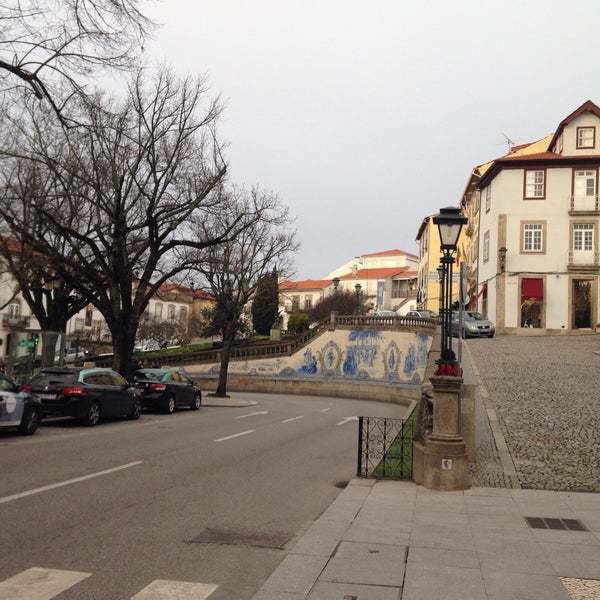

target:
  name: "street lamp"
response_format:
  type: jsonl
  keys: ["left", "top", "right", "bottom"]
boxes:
{"left": 332, "top": 277, "right": 340, "bottom": 292}
{"left": 432, "top": 206, "right": 467, "bottom": 376}
{"left": 355, "top": 283, "right": 362, "bottom": 315}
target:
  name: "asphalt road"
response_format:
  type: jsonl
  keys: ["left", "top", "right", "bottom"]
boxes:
{"left": 0, "top": 391, "right": 407, "bottom": 600}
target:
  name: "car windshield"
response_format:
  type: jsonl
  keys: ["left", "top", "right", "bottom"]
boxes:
{"left": 466, "top": 312, "right": 485, "bottom": 321}
{"left": 421, "top": 311, "right": 437, "bottom": 318}
{"left": 30, "top": 371, "right": 76, "bottom": 387}
{"left": 133, "top": 370, "right": 167, "bottom": 382}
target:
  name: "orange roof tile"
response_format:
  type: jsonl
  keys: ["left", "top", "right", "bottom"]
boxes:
{"left": 361, "top": 248, "right": 418, "bottom": 259}
{"left": 280, "top": 279, "right": 332, "bottom": 291}
{"left": 339, "top": 267, "right": 417, "bottom": 280}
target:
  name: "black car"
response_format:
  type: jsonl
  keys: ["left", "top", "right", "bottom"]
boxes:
{"left": 0, "top": 374, "right": 41, "bottom": 435}
{"left": 25, "top": 367, "right": 141, "bottom": 427}
{"left": 132, "top": 369, "right": 201, "bottom": 414}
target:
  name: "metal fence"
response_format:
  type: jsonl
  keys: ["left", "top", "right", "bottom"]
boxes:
{"left": 356, "top": 409, "right": 417, "bottom": 480}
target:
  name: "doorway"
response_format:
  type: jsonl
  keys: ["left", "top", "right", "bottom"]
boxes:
{"left": 572, "top": 279, "right": 592, "bottom": 329}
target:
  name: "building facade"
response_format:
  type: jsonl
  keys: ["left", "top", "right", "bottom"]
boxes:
{"left": 475, "top": 100, "right": 600, "bottom": 334}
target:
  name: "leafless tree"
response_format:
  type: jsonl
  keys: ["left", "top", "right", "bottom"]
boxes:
{"left": 0, "top": 67, "right": 266, "bottom": 376}
{"left": 190, "top": 187, "right": 298, "bottom": 397}
{"left": 0, "top": 0, "right": 154, "bottom": 122}
{"left": 136, "top": 316, "right": 191, "bottom": 349}
{"left": 0, "top": 159, "right": 87, "bottom": 367}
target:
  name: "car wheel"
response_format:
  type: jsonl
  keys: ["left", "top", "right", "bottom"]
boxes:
{"left": 190, "top": 392, "right": 201, "bottom": 411}
{"left": 163, "top": 396, "right": 175, "bottom": 415}
{"left": 488, "top": 333, "right": 495, "bottom": 338}
{"left": 129, "top": 399, "right": 142, "bottom": 420}
{"left": 84, "top": 401, "right": 101, "bottom": 427}
{"left": 18, "top": 406, "right": 40, "bottom": 435}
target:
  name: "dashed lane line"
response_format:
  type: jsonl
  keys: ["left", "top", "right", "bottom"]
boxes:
{"left": 0, "top": 462, "right": 143, "bottom": 506}
{"left": 132, "top": 579, "right": 218, "bottom": 599}
{"left": 213, "top": 430, "right": 255, "bottom": 442}
{"left": 282, "top": 416, "right": 304, "bottom": 423}
{"left": 0, "top": 568, "right": 91, "bottom": 600}
{"left": 336, "top": 416, "right": 358, "bottom": 426}
{"left": 235, "top": 411, "right": 269, "bottom": 419}
{"left": 319, "top": 408, "right": 331, "bottom": 413}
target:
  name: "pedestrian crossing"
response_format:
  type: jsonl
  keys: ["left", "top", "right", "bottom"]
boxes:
{"left": 0, "top": 568, "right": 218, "bottom": 600}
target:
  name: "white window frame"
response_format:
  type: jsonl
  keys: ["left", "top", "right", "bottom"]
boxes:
{"left": 522, "top": 223, "right": 544, "bottom": 253}
{"left": 524, "top": 170, "right": 545, "bottom": 199}
{"left": 577, "top": 127, "right": 595, "bottom": 149}
{"left": 485, "top": 186, "right": 491, "bottom": 212}
{"left": 573, "top": 223, "right": 594, "bottom": 252}
{"left": 154, "top": 302, "right": 163, "bottom": 320}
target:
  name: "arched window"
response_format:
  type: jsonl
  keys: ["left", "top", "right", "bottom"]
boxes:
{"left": 179, "top": 306, "right": 188, "bottom": 322}
{"left": 167, "top": 304, "right": 176, "bottom": 321}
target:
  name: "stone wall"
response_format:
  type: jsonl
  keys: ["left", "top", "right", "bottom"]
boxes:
{"left": 185, "top": 327, "right": 433, "bottom": 388}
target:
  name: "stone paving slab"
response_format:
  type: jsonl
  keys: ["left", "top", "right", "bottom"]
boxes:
{"left": 251, "top": 480, "right": 600, "bottom": 600}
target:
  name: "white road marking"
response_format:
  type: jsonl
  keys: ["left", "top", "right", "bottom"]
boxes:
{"left": 131, "top": 579, "right": 218, "bottom": 599}
{"left": 235, "top": 411, "right": 269, "bottom": 419}
{"left": 319, "top": 408, "right": 331, "bottom": 413}
{"left": 214, "top": 430, "right": 255, "bottom": 442}
{"left": 0, "top": 461, "right": 143, "bottom": 506}
{"left": 0, "top": 568, "right": 90, "bottom": 600}
{"left": 336, "top": 416, "right": 359, "bottom": 426}
{"left": 282, "top": 415, "right": 304, "bottom": 423}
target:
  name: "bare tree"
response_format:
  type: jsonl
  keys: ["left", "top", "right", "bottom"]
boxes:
{"left": 0, "top": 159, "right": 87, "bottom": 367}
{"left": 0, "top": 67, "right": 265, "bottom": 376}
{"left": 0, "top": 0, "right": 154, "bottom": 122}
{"left": 191, "top": 187, "right": 297, "bottom": 397}
{"left": 136, "top": 317, "right": 191, "bottom": 350}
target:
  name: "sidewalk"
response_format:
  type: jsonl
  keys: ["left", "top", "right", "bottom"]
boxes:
{"left": 252, "top": 479, "right": 600, "bottom": 599}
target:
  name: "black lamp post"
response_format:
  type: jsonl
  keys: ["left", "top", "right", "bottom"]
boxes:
{"left": 355, "top": 283, "right": 362, "bottom": 315}
{"left": 432, "top": 206, "right": 467, "bottom": 376}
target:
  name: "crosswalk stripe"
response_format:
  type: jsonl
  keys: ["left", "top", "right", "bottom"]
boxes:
{"left": 131, "top": 579, "right": 218, "bottom": 599}
{"left": 0, "top": 567, "right": 90, "bottom": 600}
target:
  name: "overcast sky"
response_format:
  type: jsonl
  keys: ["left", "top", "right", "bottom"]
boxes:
{"left": 145, "top": 1, "right": 600, "bottom": 279}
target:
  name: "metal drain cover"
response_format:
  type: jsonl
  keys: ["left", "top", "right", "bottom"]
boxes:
{"left": 188, "top": 528, "right": 290, "bottom": 549}
{"left": 525, "top": 517, "right": 587, "bottom": 531}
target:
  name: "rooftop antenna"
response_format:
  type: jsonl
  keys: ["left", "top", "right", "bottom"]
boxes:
{"left": 501, "top": 132, "right": 516, "bottom": 153}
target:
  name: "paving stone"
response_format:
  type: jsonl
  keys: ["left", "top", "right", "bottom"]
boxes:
{"left": 474, "top": 538, "right": 555, "bottom": 575}
{"left": 529, "top": 529, "right": 600, "bottom": 546}
{"left": 342, "top": 522, "right": 410, "bottom": 546}
{"left": 259, "top": 554, "right": 329, "bottom": 595}
{"left": 483, "top": 570, "right": 571, "bottom": 600}
{"left": 408, "top": 546, "right": 480, "bottom": 569}
{"left": 308, "top": 582, "right": 401, "bottom": 599}
{"left": 468, "top": 336, "right": 600, "bottom": 492}
{"left": 410, "top": 523, "right": 474, "bottom": 550}
{"left": 402, "top": 562, "right": 487, "bottom": 600}
{"left": 320, "top": 541, "right": 406, "bottom": 587}
{"left": 539, "top": 543, "right": 600, "bottom": 579}
{"left": 291, "top": 519, "right": 350, "bottom": 557}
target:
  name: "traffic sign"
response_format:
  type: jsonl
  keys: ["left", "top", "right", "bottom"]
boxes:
{"left": 17, "top": 340, "right": 35, "bottom": 348}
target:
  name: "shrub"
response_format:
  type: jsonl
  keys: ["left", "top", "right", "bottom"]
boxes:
{"left": 288, "top": 313, "right": 309, "bottom": 334}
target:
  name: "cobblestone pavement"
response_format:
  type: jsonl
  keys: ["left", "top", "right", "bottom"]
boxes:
{"left": 468, "top": 335, "right": 600, "bottom": 491}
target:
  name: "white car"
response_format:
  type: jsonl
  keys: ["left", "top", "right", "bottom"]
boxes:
{"left": 0, "top": 374, "right": 41, "bottom": 435}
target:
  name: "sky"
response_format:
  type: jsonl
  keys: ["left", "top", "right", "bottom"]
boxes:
{"left": 144, "top": 1, "right": 600, "bottom": 279}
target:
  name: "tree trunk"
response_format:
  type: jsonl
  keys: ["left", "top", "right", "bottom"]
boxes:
{"left": 112, "top": 330, "right": 136, "bottom": 379}
{"left": 215, "top": 331, "right": 233, "bottom": 397}
{"left": 40, "top": 330, "right": 61, "bottom": 368}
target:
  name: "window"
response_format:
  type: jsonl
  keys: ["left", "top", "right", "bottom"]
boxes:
{"left": 573, "top": 223, "right": 594, "bottom": 252}
{"left": 154, "top": 302, "right": 163, "bottom": 320}
{"left": 291, "top": 296, "right": 300, "bottom": 311}
{"left": 167, "top": 304, "right": 176, "bottom": 321}
{"left": 85, "top": 306, "right": 93, "bottom": 327}
{"left": 7, "top": 303, "right": 20, "bottom": 318}
{"left": 521, "top": 223, "right": 544, "bottom": 253}
{"left": 524, "top": 169, "right": 546, "bottom": 199}
{"left": 483, "top": 231, "right": 490, "bottom": 263}
{"left": 392, "top": 280, "right": 402, "bottom": 298}
{"left": 304, "top": 295, "right": 312, "bottom": 310}
{"left": 485, "top": 186, "right": 491, "bottom": 212}
{"left": 577, "top": 127, "right": 595, "bottom": 149}
{"left": 179, "top": 306, "right": 188, "bottom": 322}
{"left": 74, "top": 318, "right": 85, "bottom": 332}
{"left": 573, "top": 170, "right": 597, "bottom": 198}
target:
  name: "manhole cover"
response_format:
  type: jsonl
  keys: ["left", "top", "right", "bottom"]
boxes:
{"left": 525, "top": 517, "right": 587, "bottom": 531}
{"left": 187, "top": 528, "right": 290, "bottom": 549}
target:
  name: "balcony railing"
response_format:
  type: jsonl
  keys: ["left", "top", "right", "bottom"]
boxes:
{"left": 2, "top": 315, "right": 31, "bottom": 328}
{"left": 569, "top": 194, "right": 599, "bottom": 214}
{"left": 568, "top": 250, "right": 600, "bottom": 270}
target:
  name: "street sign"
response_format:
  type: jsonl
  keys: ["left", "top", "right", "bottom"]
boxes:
{"left": 17, "top": 340, "right": 35, "bottom": 348}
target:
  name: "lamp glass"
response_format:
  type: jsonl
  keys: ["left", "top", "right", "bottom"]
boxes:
{"left": 437, "top": 222, "right": 462, "bottom": 249}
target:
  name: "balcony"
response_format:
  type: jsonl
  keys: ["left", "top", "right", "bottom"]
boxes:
{"left": 2, "top": 315, "right": 31, "bottom": 329}
{"left": 569, "top": 194, "right": 599, "bottom": 215}
{"left": 568, "top": 250, "right": 600, "bottom": 272}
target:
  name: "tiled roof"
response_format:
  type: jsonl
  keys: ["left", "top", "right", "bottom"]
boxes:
{"left": 361, "top": 248, "right": 418, "bottom": 259}
{"left": 280, "top": 279, "right": 331, "bottom": 291}
{"left": 339, "top": 267, "right": 416, "bottom": 280}
{"left": 159, "top": 283, "right": 214, "bottom": 301}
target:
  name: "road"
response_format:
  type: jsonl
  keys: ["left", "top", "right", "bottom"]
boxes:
{"left": 0, "top": 392, "right": 407, "bottom": 600}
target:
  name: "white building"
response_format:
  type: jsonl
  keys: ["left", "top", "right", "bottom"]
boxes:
{"left": 476, "top": 100, "right": 600, "bottom": 334}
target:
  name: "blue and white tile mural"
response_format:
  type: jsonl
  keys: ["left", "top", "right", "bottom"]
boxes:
{"left": 190, "top": 328, "right": 433, "bottom": 386}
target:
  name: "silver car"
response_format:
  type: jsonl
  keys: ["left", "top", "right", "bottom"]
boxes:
{"left": 452, "top": 312, "right": 495, "bottom": 338}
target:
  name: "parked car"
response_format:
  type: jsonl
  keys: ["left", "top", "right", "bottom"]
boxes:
{"left": 406, "top": 310, "right": 439, "bottom": 320}
{"left": 132, "top": 369, "right": 201, "bottom": 414}
{"left": 25, "top": 367, "right": 141, "bottom": 426}
{"left": 0, "top": 374, "right": 41, "bottom": 435}
{"left": 370, "top": 310, "right": 398, "bottom": 317}
{"left": 451, "top": 312, "right": 495, "bottom": 338}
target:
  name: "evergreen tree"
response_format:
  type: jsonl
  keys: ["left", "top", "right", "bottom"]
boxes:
{"left": 252, "top": 270, "right": 280, "bottom": 335}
